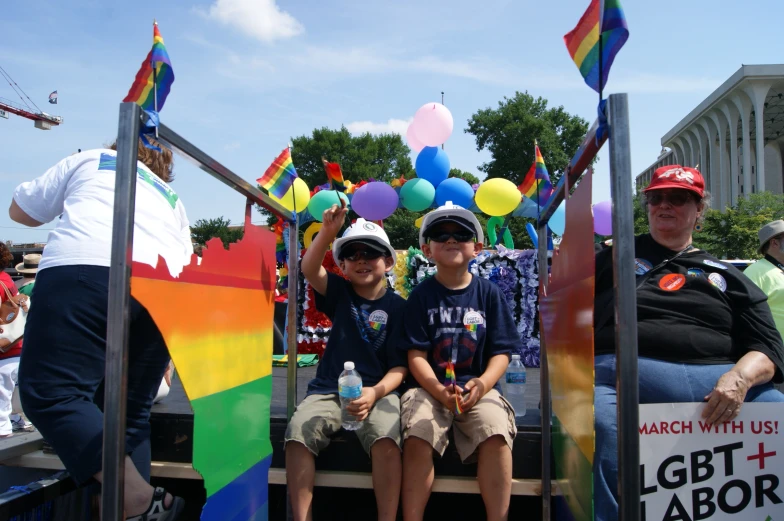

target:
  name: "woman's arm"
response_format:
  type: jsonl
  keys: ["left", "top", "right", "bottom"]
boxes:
{"left": 702, "top": 351, "right": 777, "bottom": 426}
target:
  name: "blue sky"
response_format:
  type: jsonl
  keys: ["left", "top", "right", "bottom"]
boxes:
{"left": 0, "top": 0, "right": 781, "bottom": 244}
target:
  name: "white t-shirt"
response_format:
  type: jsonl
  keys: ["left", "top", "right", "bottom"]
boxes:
{"left": 13, "top": 149, "right": 193, "bottom": 277}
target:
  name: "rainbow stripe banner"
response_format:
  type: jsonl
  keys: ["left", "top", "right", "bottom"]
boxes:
{"left": 517, "top": 144, "right": 554, "bottom": 208}
{"left": 564, "top": 0, "right": 629, "bottom": 94}
{"left": 258, "top": 148, "right": 298, "bottom": 200}
{"left": 132, "top": 222, "right": 277, "bottom": 521}
{"left": 322, "top": 158, "right": 346, "bottom": 192}
{"left": 123, "top": 23, "right": 175, "bottom": 111}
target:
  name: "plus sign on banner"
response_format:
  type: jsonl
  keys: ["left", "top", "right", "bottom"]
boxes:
{"left": 639, "top": 403, "right": 783, "bottom": 520}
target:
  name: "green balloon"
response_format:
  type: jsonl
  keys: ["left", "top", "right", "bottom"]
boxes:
{"left": 400, "top": 178, "right": 435, "bottom": 212}
{"left": 308, "top": 190, "right": 350, "bottom": 222}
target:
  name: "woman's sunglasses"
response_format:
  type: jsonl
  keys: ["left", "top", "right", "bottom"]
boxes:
{"left": 426, "top": 231, "right": 476, "bottom": 243}
{"left": 341, "top": 249, "right": 385, "bottom": 262}
{"left": 646, "top": 192, "right": 696, "bottom": 207}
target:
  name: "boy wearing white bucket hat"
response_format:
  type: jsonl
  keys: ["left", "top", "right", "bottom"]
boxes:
{"left": 398, "top": 202, "right": 519, "bottom": 521}
{"left": 285, "top": 198, "right": 406, "bottom": 521}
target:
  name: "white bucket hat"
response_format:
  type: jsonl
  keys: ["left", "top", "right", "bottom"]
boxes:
{"left": 332, "top": 218, "right": 397, "bottom": 263}
{"left": 419, "top": 201, "right": 484, "bottom": 246}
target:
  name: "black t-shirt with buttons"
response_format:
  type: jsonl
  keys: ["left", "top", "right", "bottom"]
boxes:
{"left": 594, "top": 234, "right": 784, "bottom": 382}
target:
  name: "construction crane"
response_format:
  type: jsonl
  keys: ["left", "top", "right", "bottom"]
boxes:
{"left": 0, "top": 65, "right": 63, "bottom": 130}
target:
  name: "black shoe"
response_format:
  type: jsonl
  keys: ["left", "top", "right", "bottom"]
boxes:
{"left": 125, "top": 487, "right": 185, "bottom": 521}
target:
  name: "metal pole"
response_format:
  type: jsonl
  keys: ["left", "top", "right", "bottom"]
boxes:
{"left": 286, "top": 219, "right": 300, "bottom": 421}
{"left": 607, "top": 93, "right": 640, "bottom": 521}
{"left": 537, "top": 223, "right": 551, "bottom": 521}
{"left": 102, "top": 102, "right": 141, "bottom": 521}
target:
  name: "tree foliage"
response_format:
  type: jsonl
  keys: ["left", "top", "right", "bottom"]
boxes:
{"left": 291, "top": 126, "right": 414, "bottom": 188}
{"left": 191, "top": 217, "right": 244, "bottom": 249}
{"left": 465, "top": 91, "right": 590, "bottom": 186}
{"left": 448, "top": 168, "right": 480, "bottom": 185}
{"left": 695, "top": 192, "right": 784, "bottom": 259}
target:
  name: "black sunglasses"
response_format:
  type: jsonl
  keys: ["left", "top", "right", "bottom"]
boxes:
{"left": 646, "top": 192, "right": 696, "bottom": 207}
{"left": 426, "top": 231, "right": 476, "bottom": 243}
{"left": 341, "top": 249, "right": 385, "bottom": 262}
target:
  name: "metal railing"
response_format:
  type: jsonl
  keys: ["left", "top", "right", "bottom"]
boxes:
{"left": 537, "top": 93, "right": 639, "bottom": 521}
{"left": 102, "top": 102, "right": 298, "bottom": 520}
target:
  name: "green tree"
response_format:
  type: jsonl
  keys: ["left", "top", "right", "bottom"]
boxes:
{"left": 448, "top": 168, "right": 480, "bottom": 185}
{"left": 191, "top": 217, "right": 244, "bottom": 249}
{"left": 291, "top": 126, "right": 414, "bottom": 188}
{"left": 695, "top": 193, "right": 784, "bottom": 259}
{"left": 465, "top": 91, "right": 590, "bottom": 186}
{"left": 633, "top": 194, "right": 649, "bottom": 236}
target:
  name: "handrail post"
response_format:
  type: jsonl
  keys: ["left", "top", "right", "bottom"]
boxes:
{"left": 538, "top": 224, "right": 551, "bottom": 521}
{"left": 286, "top": 219, "right": 300, "bottom": 421}
{"left": 607, "top": 93, "right": 640, "bottom": 521}
{"left": 102, "top": 102, "right": 141, "bottom": 521}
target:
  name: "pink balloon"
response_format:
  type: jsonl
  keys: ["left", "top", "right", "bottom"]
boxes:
{"left": 413, "top": 102, "right": 454, "bottom": 147}
{"left": 593, "top": 200, "right": 613, "bottom": 236}
{"left": 406, "top": 123, "right": 425, "bottom": 153}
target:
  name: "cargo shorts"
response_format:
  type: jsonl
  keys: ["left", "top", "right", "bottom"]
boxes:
{"left": 284, "top": 393, "right": 401, "bottom": 456}
{"left": 401, "top": 387, "right": 517, "bottom": 463}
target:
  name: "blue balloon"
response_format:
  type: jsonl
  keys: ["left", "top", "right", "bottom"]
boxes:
{"left": 525, "top": 223, "right": 538, "bottom": 245}
{"left": 434, "top": 177, "right": 474, "bottom": 209}
{"left": 415, "top": 146, "right": 450, "bottom": 187}
{"left": 548, "top": 201, "right": 566, "bottom": 236}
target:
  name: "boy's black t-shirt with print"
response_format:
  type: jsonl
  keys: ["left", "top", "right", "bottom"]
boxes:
{"left": 397, "top": 275, "right": 520, "bottom": 391}
{"left": 306, "top": 272, "right": 407, "bottom": 396}
{"left": 594, "top": 233, "right": 784, "bottom": 382}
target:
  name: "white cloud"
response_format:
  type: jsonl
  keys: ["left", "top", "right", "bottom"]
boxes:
{"left": 609, "top": 73, "right": 721, "bottom": 94}
{"left": 223, "top": 142, "right": 241, "bottom": 151}
{"left": 345, "top": 118, "right": 413, "bottom": 136}
{"left": 204, "top": 0, "right": 304, "bottom": 43}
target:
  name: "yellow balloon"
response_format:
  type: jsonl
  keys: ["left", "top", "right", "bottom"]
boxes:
{"left": 303, "top": 222, "right": 323, "bottom": 248}
{"left": 415, "top": 215, "right": 424, "bottom": 228}
{"left": 474, "top": 178, "right": 521, "bottom": 216}
{"left": 270, "top": 178, "right": 311, "bottom": 212}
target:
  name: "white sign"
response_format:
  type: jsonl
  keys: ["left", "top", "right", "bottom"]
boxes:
{"left": 640, "top": 403, "right": 783, "bottom": 521}
{"left": 0, "top": 109, "right": 8, "bottom": 119}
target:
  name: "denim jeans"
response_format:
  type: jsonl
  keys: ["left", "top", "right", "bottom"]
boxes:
{"left": 18, "top": 265, "right": 169, "bottom": 484}
{"left": 593, "top": 354, "right": 784, "bottom": 521}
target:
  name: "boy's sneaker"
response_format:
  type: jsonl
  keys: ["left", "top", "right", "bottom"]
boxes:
{"left": 11, "top": 416, "right": 35, "bottom": 433}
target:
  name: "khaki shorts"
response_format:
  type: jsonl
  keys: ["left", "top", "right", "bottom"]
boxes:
{"left": 401, "top": 387, "right": 517, "bottom": 463}
{"left": 285, "top": 393, "right": 401, "bottom": 456}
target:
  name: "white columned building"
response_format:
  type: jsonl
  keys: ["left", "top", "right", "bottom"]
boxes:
{"left": 636, "top": 65, "right": 784, "bottom": 206}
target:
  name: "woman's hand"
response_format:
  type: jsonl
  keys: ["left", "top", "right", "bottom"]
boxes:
{"left": 702, "top": 370, "right": 750, "bottom": 427}
{"left": 347, "top": 387, "right": 377, "bottom": 422}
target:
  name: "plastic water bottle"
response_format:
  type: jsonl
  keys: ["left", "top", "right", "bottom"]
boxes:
{"left": 338, "top": 361, "right": 363, "bottom": 431}
{"left": 505, "top": 354, "right": 526, "bottom": 419}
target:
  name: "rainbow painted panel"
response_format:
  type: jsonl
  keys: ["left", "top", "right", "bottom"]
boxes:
{"left": 540, "top": 173, "right": 596, "bottom": 521}
{"left": 132, "top": 222, "right": 277, "bottom": 521}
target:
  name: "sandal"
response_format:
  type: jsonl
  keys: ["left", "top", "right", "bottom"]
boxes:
{"left": 126, "top": 487, "right": 185, "bottom": 521}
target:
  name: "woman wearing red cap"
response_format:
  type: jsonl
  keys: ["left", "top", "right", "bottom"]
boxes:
{"left": 592, "top": 165, "right": 784, "bottom": 520}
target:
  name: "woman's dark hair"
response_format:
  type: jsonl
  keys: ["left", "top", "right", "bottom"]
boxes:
{"left": 0, "top": 243, "right": 13, "bottom": 270}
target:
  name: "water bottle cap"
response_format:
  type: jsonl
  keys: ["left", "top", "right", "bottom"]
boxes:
{"left": 344, "top": 361, "right": 355, "bottom": 371}
{"left": 511, "top": 354, "right": 521, "bottom": 360}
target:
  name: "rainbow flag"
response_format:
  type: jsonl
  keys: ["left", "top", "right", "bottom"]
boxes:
{"left": 258, "top": 148, "right": 298, "bottom": 200}
{"left": 464, "top": 323, "right": 478, "bottom": 334}
{"left": 564, "top": 0, "right": 629, "bottom": 94}
{"left": 123, "top": 23, "right": 175, "bottom": 111}
{"left": 322, "top": 158, "right": 346, "bottom": 192}
{"left": 517, "top": 144, "right": 554, "bottom": 208}
{"left": 131, "top": 222, "right": 277, "bottom": 521}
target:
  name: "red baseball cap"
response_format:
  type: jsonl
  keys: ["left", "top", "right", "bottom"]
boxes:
{"left": 642, "top": 165, "right": 705, "bottom": 198}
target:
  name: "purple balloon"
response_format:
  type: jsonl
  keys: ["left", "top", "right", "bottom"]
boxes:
{"left": 351, "top": 182, "right": 399, "bottom": 221}
{"left": 593, "top": 200, "right": 613, "bottom": 235}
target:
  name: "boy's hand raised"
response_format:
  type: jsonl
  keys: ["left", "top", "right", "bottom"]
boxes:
{"left": 321, "top": 197, "right": 348, "bottom": 238}
{"left": 459, "top": 378, "right": 486, "bottom": 412}
{"left": 347, "top": 387, "right": 377, "bottom": 421}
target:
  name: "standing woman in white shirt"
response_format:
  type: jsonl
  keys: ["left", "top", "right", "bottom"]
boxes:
{"left": 9, "top": 139, "right": 192, "bottom": 521}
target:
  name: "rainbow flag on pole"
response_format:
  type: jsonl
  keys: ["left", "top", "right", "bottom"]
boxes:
{"left": 322, "top": 158, "right": 346, "bottom": 192}
{"left": 564, "top": 0, "right": 629, "bottom": 94}
{"left": 517, "top": 143, "right": 554, "bottom": 207}
{"left": 123, "top": 22, "right": 175, "bottom": 111}
{"left": 258, "top": 148, "right": 298, "bottom": 200}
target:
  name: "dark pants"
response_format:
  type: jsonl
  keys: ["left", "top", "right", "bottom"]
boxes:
{"left": 19, "top": 265, "right": 169, "bottom": 485}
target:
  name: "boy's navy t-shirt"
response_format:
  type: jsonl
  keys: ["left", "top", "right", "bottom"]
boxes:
{"left": 306, "top": 272, "right": 407, "bottom": 396}
{"left": 397, "top": 275, "right": 520, "bottom": 391}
